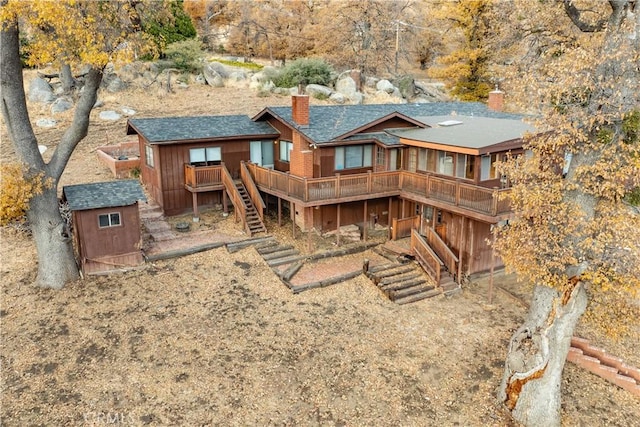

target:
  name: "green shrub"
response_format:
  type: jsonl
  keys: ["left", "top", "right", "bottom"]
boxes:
{"left": 163, "top": 39, "right": 204, "bottom": 73}
{"left": 271, "top": 58, "right": 333, "bottom": 88}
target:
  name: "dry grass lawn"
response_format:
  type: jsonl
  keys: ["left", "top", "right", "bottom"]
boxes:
{"left": 1, "top": 71, "right": 639, "bottom": 426}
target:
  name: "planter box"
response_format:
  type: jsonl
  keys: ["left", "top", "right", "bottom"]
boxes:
{"left": 96, "top": 141, "right": 140, "bottom": 178}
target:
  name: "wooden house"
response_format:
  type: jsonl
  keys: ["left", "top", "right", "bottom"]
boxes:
{"left": 63, "top": 180, "right": 147, "bottom": 275}
{"left": 126, "top": 91, "right": 537, "bottom": 286}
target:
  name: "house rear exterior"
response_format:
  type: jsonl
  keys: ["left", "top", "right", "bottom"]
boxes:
{"left": 126, "top": 91, "right": 535, "bottom": 285}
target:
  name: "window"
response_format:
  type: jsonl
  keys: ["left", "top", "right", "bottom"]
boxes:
{"left": 437, "top": 151, "right": 454, "bottom": 176}
{"left": 280, "top": 140, "right": 293, "bottom": 162}
{"left": 407, "top": 148, "right": 417, "bottom": 172}
{"left": 418, "top": 148, "right": 437, "bottom": 172}
{"left": 145, "top": 145, "right": 154, "bottom": 168}
{"left": 481, "top": 153, "right": 500, "bottom": 180}
{"left": 190, "top": 147, "right": 221, "bottom": 166}
{"left": 456, "top": 153, "right": 474, "bottom": 180}
{"left": 376, "top": 146, "right": 385, "bottom": 166}
{"left": 98, "top": 212, "right": 121, "bottom": 228}
{"left": 335, "top": 144, "right": 373, "bottom": 170}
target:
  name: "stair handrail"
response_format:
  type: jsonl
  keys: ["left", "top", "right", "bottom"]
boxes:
{"left": 240, "top": 161, "right": 265, "bottom": 222}
{"left": 411, "top": 229, "right": 442, "bottom": 285}
{"left": 220, "top": 163, "right": 250, "bottom": 235}
{"left": 423, "top": 227, "right": 459, "bottom": 279}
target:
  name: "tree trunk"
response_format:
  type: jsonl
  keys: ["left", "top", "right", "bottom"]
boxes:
{"left": 60, "top": 63, "right": 76, "bottom": 93}
{"left": 27, "top": 187, "right": 79, "bottom": 289}
{"left": 497, "top": 283, "right": 588, "bottom": 426}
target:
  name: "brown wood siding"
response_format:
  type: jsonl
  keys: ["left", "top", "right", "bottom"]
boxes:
{"left": 74, "top": 205, "right": 141, "bottom": 262}
{"left": 362, "top": 117, "right": 419, "bottom": 133}
{"left": 267, "top": 118, "right": 293, "bottom": 140}
{"left": 139, "top": 136, "right": 162, "bottom": 205}
{"left": 316, "top": 198, "right": 395, "bottom": 232}
{"left": 153, "top": 139, "right": 257, "bottom": 215}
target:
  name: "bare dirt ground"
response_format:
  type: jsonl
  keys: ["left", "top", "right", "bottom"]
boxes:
{"left": 1, "top": 71, "right": 639, "bottom": 426}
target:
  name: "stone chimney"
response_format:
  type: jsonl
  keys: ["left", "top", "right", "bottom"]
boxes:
{"left": 488, "top": 86, "right": 504, "bottom": 112}
{"left": 292, "top": 84, "right": 309, "bottom": 127}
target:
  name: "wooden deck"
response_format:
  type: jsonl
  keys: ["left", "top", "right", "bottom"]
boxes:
{"left": 184, "top": 162, "right": 513, "bottom": 221}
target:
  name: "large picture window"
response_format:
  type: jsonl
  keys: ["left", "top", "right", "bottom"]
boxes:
{"left": 98, "top": 212, "right": 121, "bottom": 228}
{"left": 335, "top": 144, "right": 373, "bottom": 170}
{"left": 280, "top": 140, "right": 293, "bottom": 162}
{"left": 190, "top": 147, "right": 221, "bottom": 166}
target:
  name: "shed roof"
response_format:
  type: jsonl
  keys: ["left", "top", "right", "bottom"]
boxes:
{"left": 127, "top": 115, "right": 279, "bottom": 144}
{"left": 389, "top": 115, "right": 537, "bottom": 152}
{"left": 63, "top": 180, "right": 147, "bottom": 211}
{"left": 255, "top": 102, "right": 525, "bottom": 145}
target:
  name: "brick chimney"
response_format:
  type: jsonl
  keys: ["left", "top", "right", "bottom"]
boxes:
{"left": 488, "top": 87, "right": 504, "bottom": 112}
{"left": 292, "top": 84, "right": 309, "bottom": 127}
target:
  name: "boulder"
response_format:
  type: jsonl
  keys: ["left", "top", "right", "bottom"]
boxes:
{"left": 28, "top": 77, "right": 55, "bottom": 103}
{"left": 393, "top": 75, "right": 416, "bottom": 99}
{"left": 305, "top": 84, "right": 333, "bottom": 98}
{"left": 376, "top": 79, "right": 395, "bottom": 94}
{"left": 204, "top": 61, "right": 230, "bottom": 79}
{"left": 335, "top": 75, "right": 357, "bottom": 99}
{"left": 228, "top": 71, "right": 247, "bottom": 81}
{"left": 50, "top": 97, "right": 73, "bottom": 114}
{"left": 99, "top": 111, "right": 122, "bottom": 121}
{"left": 203, "top": 67, "right": 224, "bottom": 87}
{"left": 35, "top": 118, "right": 57, "bottom": 128}
{"left": 93, "top": 99, "right": 105, "bottom": 109}
{"left": 106, "top": 76, "right": 126, "bottom": 93}
{"left": 329, "top": 92, "right": 346, "bottom": 104}
{"left": 195, "top": 74, "right": 207, "bottom": 85}
{"left": 121, "top": 107, "right": 136, "bottom": 116}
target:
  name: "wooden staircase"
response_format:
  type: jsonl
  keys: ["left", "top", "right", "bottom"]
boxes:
{"left": 235, "top": 182, "right": 266, "bottom": 235}
{"left": 366, "top": 262, "right": 441, "bottom": 305}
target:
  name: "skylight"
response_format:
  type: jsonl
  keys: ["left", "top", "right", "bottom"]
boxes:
{"left": 437, "top": 120, "right": 464, "bottom": 127}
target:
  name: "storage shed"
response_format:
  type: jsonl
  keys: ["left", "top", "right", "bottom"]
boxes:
{"left": 63, "top": 180, "right": 147, "bottom": 275}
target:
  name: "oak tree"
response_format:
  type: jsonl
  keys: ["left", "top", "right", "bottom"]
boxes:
{"left": 493, "top": 1, "right": 640, "bottom": 425}
{"left": 0, "top": 0, "right": 159, "bottom": 289}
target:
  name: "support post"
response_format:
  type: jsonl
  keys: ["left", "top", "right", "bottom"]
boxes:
{"left": 223, "top": 190, "right": 228, "bottom": 214}
{"left": 277, "top": 197, "right": 282, "bottom": 227}
{"left": 336, "top": 204, "right": 341, "bottom": 246}
{"left": 489, "top": 227, "right": 496, "bottom": 303}
{"left": 363, "top": 200, "right": 368, "bottom": 242}
{"left": 387, "top": 197, "right": 393, "bottom": 240}
{"left": 291, "top": 202, "right": 296, "bottom": 238}
{"left": 308, "top": 207, "right": 314, "bottom": 253}
{"left": 458, "top": 216, "right": 465, "bottom": 284}
{"left": 192, "top": 192, "right": 199, "bottom": 221}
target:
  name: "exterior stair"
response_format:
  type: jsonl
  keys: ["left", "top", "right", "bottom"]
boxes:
{"left": 235, "top": 182, "right": 266, "bottom": 235}
{"left": 366, "top": 262, "right": 441, "bottom": 305}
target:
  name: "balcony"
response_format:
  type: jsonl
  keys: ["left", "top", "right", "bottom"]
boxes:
{"left": 184, "top": 164, "right": 224, "bottom": 192}
{"left": 184, "top": 162, "right": 512, "bottom": 220}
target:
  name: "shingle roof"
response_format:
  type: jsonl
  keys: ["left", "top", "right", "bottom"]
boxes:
{"left": 63, "top": 180, "right": 147, "bottom": 211}
{"left": 389, "top": 115, "right": 537, "bottom": 150}
{"left": 127, "top": 115, "right": 279, "bottom": 143}
{"left": 259, "top": 102, "right": 524, "bottom": 144}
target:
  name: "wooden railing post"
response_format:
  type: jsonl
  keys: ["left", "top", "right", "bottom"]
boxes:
{"left": 456, "top": 179, "right": 461, "bottom": 206}
{"left": 492, "top": 189, "right": 498, "bottom": 216}
{"left": 335, "top": 173, "right": 341, "bottom": 198}
{"left": 368, "top": 170, "right": 373, "bottom": 192}
{"left": 304, "top": 177, "right": 309, "bottom": 202}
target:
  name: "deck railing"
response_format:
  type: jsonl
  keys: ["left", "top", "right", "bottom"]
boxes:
{"left": 391, "top": 216, "right": 420, "bottom": 240}
{"left": 240, "top": 162, "right": 265, "bottom": 221}
{"left": 184, "top": 164, "right": 223, "bottom": 188}
{"left": 209, "top": 163, "right": 514, "bottom": 218}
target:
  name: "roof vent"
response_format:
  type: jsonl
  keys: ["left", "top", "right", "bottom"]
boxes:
{"left": 437, "top": 120, "right": 463, "bottom": 127}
